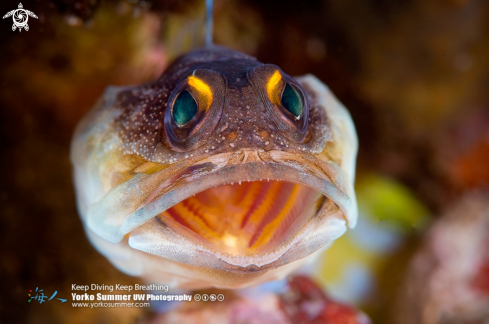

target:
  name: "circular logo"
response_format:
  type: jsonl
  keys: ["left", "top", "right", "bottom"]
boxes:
{"left": 210, "top": 294, "right": 216, "bottom": 301}
{"left": 202, "top": 294, "right": 209, "bottom": 301}
{"left": 4, "top": 3, "right": 38, "bottom": 32}
{"left": 217, "top": 294, "right": 225, "bottom": 301}
{"left": 193, "top": 294, "right": 201, "bottom": 301}
{"left": 14, "top": 11, "right": 27, "bottom": 25}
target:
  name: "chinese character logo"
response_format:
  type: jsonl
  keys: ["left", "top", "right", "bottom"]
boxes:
{"left": 3, "top": 3, "right": 38, "bottom": 32}
{"left": 28, "top": 287, "right": 67, "bottom": 304}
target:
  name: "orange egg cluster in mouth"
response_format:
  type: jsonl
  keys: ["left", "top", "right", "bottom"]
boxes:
{"left": 157, "top": 180, "right": 323, "bottom": 253}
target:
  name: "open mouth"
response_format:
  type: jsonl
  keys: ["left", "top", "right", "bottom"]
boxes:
{"left": 157, "top": 180, "right": 323, "bottom": 254}
{"left": 86, "top": 150, "right": 356, "bottom": 269}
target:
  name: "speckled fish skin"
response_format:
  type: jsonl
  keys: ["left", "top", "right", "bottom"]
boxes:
{"left": 71, "top": 46, "right": 358, "bottom": 289}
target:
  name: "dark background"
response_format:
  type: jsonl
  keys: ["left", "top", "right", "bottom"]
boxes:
{"left": 1, "top": 0, "right": 488, "bottom": 323}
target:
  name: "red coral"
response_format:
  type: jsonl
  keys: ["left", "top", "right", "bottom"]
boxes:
{"left": 279, "top": 275, "right": 370, "bottom": 324}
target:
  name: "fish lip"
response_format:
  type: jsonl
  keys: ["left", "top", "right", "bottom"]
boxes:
{"left": 86, "top": 149, "right": 357, "bottom": 268}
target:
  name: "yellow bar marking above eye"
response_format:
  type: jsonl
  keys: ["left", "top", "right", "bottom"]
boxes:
{"left": 266, "top": 70, "right": 282, "bottom": 104}
{"left": 188, "top": 75, "right": 213, "bottom": 109}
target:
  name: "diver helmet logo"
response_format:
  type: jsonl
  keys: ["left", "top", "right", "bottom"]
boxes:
{"left": 3, "top": 3, "right": 38, "bottom": 32}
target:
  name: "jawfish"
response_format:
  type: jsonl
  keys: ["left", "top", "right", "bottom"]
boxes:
{"left": 71, "top": 47, "right": 358, "bottom": 289}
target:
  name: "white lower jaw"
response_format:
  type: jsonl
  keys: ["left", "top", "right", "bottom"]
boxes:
{"left": 85, "top": 223, "right": 336, "bottom": 289}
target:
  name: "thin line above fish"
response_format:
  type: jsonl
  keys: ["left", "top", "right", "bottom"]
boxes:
{"left": 70, "top": 46, "right": 358, "bottom": 289}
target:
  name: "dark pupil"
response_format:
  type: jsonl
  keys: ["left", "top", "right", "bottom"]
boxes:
{"left": 281, "top": 84, "right": 302, "bottom": 118}
{"left": 173, "top": 90, "right": 197, "bottom": 126}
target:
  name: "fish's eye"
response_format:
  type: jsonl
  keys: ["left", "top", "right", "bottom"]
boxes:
{"left": 247, "top": 64, "right": 309, "bottom": 143}
{"left": 173, "top": 90, "right": 197, "bottom": 126}
{"left": 163, "top": 69, "right": 226, "bottom": 151}
{"left": 281, "top": 83, "right": 303, "bottom": 119}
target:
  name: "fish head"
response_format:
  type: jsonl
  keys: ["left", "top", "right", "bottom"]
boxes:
{"left": 71, "top": 46, "right": 358, "bottom": 289}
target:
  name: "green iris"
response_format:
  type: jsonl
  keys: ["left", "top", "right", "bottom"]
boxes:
{"left": 281, "top": 84, "right": 303, "bottom": 118}
{"left": 173, "top": 90, "right": 197, "bottom": 126}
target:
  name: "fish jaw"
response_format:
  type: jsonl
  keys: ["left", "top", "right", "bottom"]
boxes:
{"left": 77, "top": 148, "right": 352, "bottom": 289}
{"left": 71, "top": 67, "right": 358, "bottom": 288}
